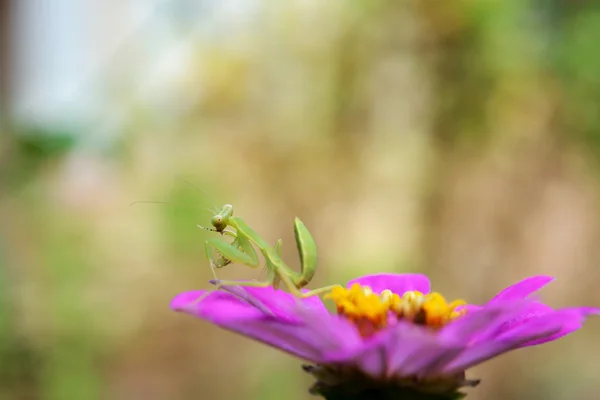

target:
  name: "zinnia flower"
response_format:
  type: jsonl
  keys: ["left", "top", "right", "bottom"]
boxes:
{"left": 171, "top": 274, "right": 599, "bottom": 399}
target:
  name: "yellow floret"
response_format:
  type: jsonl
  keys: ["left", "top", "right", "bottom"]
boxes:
{"left": 325, "top": 283, "right": 468, "bottom": 336}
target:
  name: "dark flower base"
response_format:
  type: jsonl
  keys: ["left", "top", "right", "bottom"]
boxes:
{"left": 303, "top": 365, "right": 480, "bottom": 400}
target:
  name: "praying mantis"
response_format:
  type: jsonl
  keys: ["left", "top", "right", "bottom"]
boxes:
{"left": 199, "top": 204, "right": 341, "bottom": 298}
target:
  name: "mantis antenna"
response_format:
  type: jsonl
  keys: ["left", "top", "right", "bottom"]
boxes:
{"left": 131, "top": 176, "right": 221, "bottom": 214}
{"left": 129, "top": 200, "right": 216, "bottom": 218}
{"left": 180, "top": 178, "right": 220, "bottom": 213}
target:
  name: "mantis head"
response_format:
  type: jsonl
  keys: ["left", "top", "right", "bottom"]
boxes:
{"left": 211, "top": 204, "right": 234, "bottom": 232}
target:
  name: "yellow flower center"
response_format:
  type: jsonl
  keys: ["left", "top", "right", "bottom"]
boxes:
{"left": 324, "top": 283, "right": 467, "bottom": 337}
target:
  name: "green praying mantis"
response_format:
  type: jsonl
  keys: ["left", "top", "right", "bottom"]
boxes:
{"left": 199, "top": 204, "right": 341, "bottom": 299}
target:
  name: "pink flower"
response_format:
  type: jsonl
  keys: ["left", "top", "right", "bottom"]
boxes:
{"left": 171, "top": 274, "right": 599, "bottom": 399}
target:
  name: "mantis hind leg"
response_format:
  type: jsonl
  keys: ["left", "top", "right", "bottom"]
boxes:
{"left": 211, "top": 261, "right": 277, "bottom": 289}
{"left": 276, "top": 271, "right": 342, "bottom": 299}
{"left": 298, "top": 284, "right": 343, "bottom": 298}
{"left": 209, "top": 279, "right": 274, "bottom": 289}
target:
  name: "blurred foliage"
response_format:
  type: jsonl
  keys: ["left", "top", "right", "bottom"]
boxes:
{"left": 0, "top": 242, "right": 40, "bottom": 400}
{"left": 2, "top": 1, "right": 600, "bottom": 400}
{"left": 0, "top": 130, "right": 77, "bottom": 196}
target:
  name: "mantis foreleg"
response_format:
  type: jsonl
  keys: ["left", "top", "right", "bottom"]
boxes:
{"left": 204, "top": 234, "right": 261, "bottom": 288}
{"left": 210, "top": 240, "right": 282, "bottom": 290}
{"left": 206, "top": 235, "right": 260, "bottom": 268}
{"left": 211, "top": 276, "right": 342, "bottom": 299}
{"left": 271, "top": 239, "right": 282, "bottom": 290}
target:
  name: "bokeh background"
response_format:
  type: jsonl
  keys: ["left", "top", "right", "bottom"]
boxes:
{"left": 1, "top": 1, "right": 600, "bottom": 399}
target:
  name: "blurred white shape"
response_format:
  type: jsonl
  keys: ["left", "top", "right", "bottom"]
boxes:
{"left": 10, "top": 0, "right": 261, "bottom": 146}
{"left": 12, "top": 0, "right": 92, "bottom": 128}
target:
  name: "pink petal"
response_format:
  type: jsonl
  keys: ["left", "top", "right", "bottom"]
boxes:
{"left": 439, "top": 300, "right": 533, "bottom": 345}
{"left": 443, "top": 313, "right": 564, "bottom": 374}
{"left": 348, "top": 273, "right": 430, "bottom": 295}
{"left": 171, "top": 289, "right": 364, "bottom": 363}
{"left": 171, "top": 290, "right": 266, "bottom": 321}
{"left": 488, "top": 276, "right": 555, "bottom": 304}
{"left": 516, "top": 306, "right": 600, "bottom": 347}
{"left": 216, "top": 284, "right": 330, "bottom": 321}
{"left": 492, "top": 301, "right": 553, "bottom": 333}
{"left": 383, "top": 324, "right": 461, "bottom": 378}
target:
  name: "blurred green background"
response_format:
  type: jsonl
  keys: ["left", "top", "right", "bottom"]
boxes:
{"left": 1, "top": 1, "right": 600, "bottom": 399}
